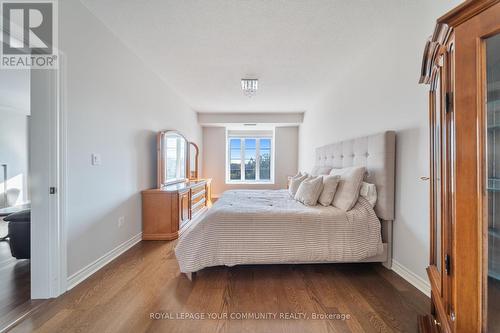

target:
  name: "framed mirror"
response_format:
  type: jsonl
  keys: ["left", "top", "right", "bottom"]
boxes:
{"left": 157, "top": 130, "right": 188, "bottom": 187}
{"left": 188, "top": 142, "right": 199, "bottom": 180}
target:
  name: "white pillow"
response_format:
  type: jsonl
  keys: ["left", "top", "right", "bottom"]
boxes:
{"left": 329, "top": 166, "right": 366, "bottom": 211}
{"left": 294, "top": 176, "right": 324, "bottom": 206}
{"left": 360, "top": 182, "right": 377, "bottom": 207}
{"left": 310, "top": 166, "right": 333, "bottom": 177}
{"left": 288, "top": 173, "right": 308, "bottom": 197}
{"left": 318, "top": 175, "right": 341, "bottom": 206}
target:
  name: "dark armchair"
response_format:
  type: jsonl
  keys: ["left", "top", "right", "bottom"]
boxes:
{"left": 4, "top": 209, "right": 30, "bottom": 259}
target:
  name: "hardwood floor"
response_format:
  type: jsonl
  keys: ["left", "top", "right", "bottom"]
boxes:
{"left": 0, "top": 241, "right": 42, "bottom": 332}
{"left": 9, "top": 241, "right": 430, "bottom": 333}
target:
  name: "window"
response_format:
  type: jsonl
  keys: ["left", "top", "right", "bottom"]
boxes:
{"left": 227, "top": 132, "right": 274, "bottom": 183}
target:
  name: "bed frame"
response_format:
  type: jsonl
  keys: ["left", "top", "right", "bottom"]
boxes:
{"left": 314, "top": 131, "right": 396, "bottom": 268}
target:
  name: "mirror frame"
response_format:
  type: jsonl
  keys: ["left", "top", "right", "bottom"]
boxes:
{"left": 188, "top": 142, "right": 199, "bottom": 180}
{"left": 157, "top": 130, "right": 189, "bottom": 187}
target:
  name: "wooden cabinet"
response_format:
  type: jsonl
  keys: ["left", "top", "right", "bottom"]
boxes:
{"left": 419, "top": 1, "right": 500, "bottom": 332}
{"left": 142, "top": 179, "right": 212, "bottom": 240}
{"left": 179, "top": 191, "right": 190, "bottom": 227}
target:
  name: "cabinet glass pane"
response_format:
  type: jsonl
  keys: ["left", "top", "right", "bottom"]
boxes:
{"left": 434, "top": 73, "right": 442, "bottom": 275}
{"left": 486, "top": 33, "right": 500, "bottom": 333}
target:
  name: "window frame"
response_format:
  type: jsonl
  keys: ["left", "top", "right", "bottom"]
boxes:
{"left": 225, "top": 132, "right": 275, "bottom": 185}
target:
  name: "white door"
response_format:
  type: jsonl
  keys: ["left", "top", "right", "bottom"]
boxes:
{"left": 30, "top": 68, "right": 66, "bottom": 298}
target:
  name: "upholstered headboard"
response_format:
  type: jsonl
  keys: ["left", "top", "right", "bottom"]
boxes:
{"left": 315, "top": 131, "right": 396, "bottom": 220}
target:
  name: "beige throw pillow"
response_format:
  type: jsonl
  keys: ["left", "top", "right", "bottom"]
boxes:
{"left": 318, "top": 175, "right": 341, "bottom": 206}
{"left": 329, "top": 166, "right": 366, "bottom": 211}
{"left": 360, "top": 182, "right": 377, "bottom": 207}
{"left": 288, "top": 173, "right": 308, "bottom": 197}
{"left": 294, "top": 176, "right": 324, "bottom": 206}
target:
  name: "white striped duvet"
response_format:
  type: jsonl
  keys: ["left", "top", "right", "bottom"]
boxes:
{"left": 175, "top": 189, "right": 383, "bottom": 273}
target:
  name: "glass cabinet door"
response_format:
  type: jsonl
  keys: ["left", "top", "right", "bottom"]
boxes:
{"left": 486, "top": 33, "right": 500, "bottom": 333}
{"left": 430, "top": 64, "right": 445, "bottom": 296}
{"left": 429, "top": 49, "right": 455, "bottom": 326}
{"left": 433, "top": 71, "right": 443, "bottom": 279}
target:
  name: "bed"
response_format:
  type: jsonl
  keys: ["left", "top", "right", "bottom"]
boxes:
{"left": 175, "top": 131, "right": 396, "bottom": 278}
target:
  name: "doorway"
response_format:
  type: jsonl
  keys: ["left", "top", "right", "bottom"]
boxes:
{"left": 0, "top": 69, "right": 32, "bottom": 329}
{"left": 0, "top": 66, "right": 66, "bottom": 330}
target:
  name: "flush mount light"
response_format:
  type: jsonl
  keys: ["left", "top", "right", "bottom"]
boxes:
{"left": 241, "top": 78, "right": 258, "bottom": 97}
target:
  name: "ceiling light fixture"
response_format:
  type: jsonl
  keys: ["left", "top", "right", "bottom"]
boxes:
{"left": 241, "top": 78, "right": 258, "bottom": 97}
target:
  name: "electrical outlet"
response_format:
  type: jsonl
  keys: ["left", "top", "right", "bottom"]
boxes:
{"left": 118, "top": 216, "right": 125, "bottom": 228}
{"left": 91, "top": 153, "right": 102, "bottom": 166}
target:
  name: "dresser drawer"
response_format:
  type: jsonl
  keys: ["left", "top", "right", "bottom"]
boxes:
{"left": 191, "top": 189, "right": 206, "bottom": 204}
{"left": 191, "top": 183, "right": 206, "bottom": 196}
{"left": 191, "top": 197, "right": 206, "bottom": 217}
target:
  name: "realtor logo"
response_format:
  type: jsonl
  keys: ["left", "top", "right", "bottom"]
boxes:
{"left": 1, "top": 0, "right": 58, "bottom": 69}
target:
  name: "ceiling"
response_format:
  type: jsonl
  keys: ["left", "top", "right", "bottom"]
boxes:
{"left": 81, "top": 0, "right": 423, "bottom": 113}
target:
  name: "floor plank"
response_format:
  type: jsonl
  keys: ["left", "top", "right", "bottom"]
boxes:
{"left": 9, "top": 241, "right": 430, "bottom": 333}
{"left": 0, "top": 240, "right": 38, "bottom": 332}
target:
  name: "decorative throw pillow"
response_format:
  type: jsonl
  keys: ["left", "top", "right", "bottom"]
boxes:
{"left": 360, "top": 182, "right": 377, "bottom": 207}
{"left": 288, "top": 173, "right": 308, "bottom": 197}
{"left": 310, "top": 166, "right": 333, "bottom": 177}
{"left": 294, "top": 176, "right": 324, "bottom": 206}
{"left": 329, "top": 166, "right": 366, "bottom": 211}
{"left": 318, "top": 175, "right": 341, "bottom": 206}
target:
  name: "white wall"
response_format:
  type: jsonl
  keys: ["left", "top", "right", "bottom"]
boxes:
{"left": 60, "top": 0, "right": 202, "bottom": 277}
{"left": 298, "top": 0, "right": 461, "bottom": 281}
{"left": 0, "top": 111, "right": 29, "bottom": 206}
{"left": 0, "top": 69, "right": 30, "bottom": 114}
{"left": 203, "top": 126, "right": 298, "bottom": 196}
{"left": 0, "top": 69, "right": 30, "bottom": 206}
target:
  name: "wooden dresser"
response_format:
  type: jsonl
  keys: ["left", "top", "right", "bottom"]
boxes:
{"left": 141, "top": 179, "right": 212, "bottom": 240}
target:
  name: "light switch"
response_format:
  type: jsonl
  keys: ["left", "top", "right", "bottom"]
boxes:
{"left": 91, "top": 153, "right": 101, "bottom": 166}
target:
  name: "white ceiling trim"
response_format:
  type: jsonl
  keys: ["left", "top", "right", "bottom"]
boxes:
{"left": 197, "top": 112, "right": 303, "bottom": 127}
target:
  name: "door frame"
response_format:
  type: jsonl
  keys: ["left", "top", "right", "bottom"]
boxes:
{"left": 30, "top": 53, "right": 68, "bottom": 299}
{"left": 0, "top": 23, "right": 67, "bottom": 301}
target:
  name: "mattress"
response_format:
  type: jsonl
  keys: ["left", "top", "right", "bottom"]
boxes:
{"left": 175, "top": 189, "right": 383, "bottom": 273}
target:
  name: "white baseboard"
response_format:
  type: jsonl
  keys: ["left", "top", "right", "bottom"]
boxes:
{"left": 66, "top": 232, "right": 142, "bottom": 291}
{"left": 391, "top": 259, "right": 431, "bottom": 297}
